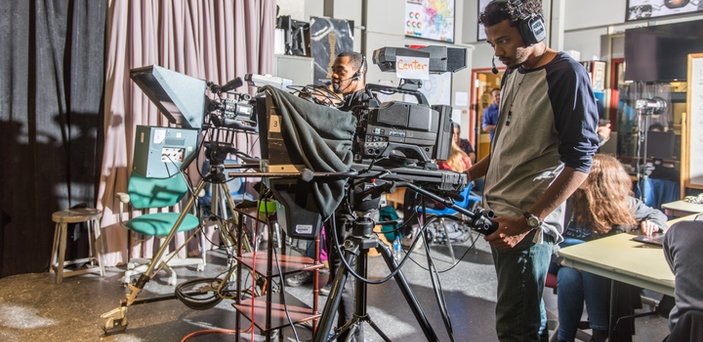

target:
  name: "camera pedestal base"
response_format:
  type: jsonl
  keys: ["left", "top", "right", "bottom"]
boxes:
{"left": 313, "top": 218, "right": 438, "bottom": 342}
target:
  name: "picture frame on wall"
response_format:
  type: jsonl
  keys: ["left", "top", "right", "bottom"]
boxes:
{"left": 405, "top": 0, "right": 455, "bottom": 43}
{"left": 626, "top": 0, "right": 703, "bottom": 21}
{"left": 477, "top": 0, "right": 491, "bottom": 41}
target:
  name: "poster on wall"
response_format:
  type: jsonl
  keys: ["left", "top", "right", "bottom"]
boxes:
{"left": 626, "top": 0, "right": 703, "bottom": 21}
{"left": 310, "top": 17, "right": 354, "bottom": 86}
{"left": 477, "top": 0, "right": 491, "bottom": 41}
{"left": 405, "top": 0, "right": 455, "bottom": 43}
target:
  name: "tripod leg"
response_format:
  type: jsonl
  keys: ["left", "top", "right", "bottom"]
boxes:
{"left": 313, "top": 245, "right": 359, "bottom": 342}
{"left": 376, "top": 242, "right": 439, "bottom": 341}
{"left": 221, "top": 184, "right": 253, "bottom": 254}
{"left": 422, "top": 231, "right": 455, "bottom": 342}
{"left": 363, "top": 317, "right": 391, "bottom": 341}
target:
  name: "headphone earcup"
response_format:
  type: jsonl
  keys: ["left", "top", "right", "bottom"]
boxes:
{"left": 518, "top": 15, "right": 546, "bottom": 46}
{"left": 355, "top": 56, "right": 366, "bottom": 81}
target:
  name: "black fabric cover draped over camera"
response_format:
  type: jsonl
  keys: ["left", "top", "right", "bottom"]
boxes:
{"left": 262, "top": 86, "right": 357, "bottom": 217}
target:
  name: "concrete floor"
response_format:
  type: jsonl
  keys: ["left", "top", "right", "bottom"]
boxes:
{"left": 0, "top": 236, "right": 670, "bottom": 341}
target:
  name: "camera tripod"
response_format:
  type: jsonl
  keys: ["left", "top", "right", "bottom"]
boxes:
{"left": 101, "top": 144, "right": 253, "bottom": 335}
{"left": 314, "top": 214, "right": 439, "bottom": 342}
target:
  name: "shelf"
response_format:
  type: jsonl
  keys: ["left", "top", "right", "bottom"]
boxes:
{"left": 236, "top": 252, "right": 323, "bottom": 277}
{"left": 233, "top": 292, "right": 320, "bottom": 332}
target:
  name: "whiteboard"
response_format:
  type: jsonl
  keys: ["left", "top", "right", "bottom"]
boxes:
{"left": 684, "top": 53, "right": 703, "bottom": 189}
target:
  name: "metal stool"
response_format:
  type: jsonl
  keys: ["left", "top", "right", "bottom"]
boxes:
{"left": 50, "top": 208, "right": 104, "bottom": 283}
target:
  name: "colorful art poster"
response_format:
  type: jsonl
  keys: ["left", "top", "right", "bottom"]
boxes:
{"left": 405, "top": 0, "right": 455, "bottom": 43}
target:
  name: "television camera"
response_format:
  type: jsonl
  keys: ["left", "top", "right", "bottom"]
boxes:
{"left": 351, "top": 46, "right": 467, "bottom": 166}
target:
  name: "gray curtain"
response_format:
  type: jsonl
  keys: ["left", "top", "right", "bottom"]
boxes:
{"left": 0, "top": 0, "right": 107, "bottom": 277}
{"left": 97, "top": 0, "right": 275, "bottom": 266}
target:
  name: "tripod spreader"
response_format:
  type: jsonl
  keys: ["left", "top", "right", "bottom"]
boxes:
{"left": 401, "top": 182, "right": 498, "bottom": 235}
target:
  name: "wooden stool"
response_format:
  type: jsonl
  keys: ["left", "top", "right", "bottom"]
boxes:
{"left": 50, "top": 208, "right": 104, "bottom": 283}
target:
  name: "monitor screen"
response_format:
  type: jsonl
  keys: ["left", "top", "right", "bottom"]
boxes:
{"left": 646, "top": 130, "right": 676, "bottom": 160}
{"left": 625, "top": 20, "right": 703, "bottom": 82}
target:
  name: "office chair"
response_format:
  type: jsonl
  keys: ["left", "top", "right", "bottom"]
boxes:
{"left": 116, "top": 171, "right": 206, "bottom": 286}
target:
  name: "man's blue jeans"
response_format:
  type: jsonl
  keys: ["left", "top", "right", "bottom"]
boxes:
{"left": 492, "top": 231, "right": 554, "bottom": 342}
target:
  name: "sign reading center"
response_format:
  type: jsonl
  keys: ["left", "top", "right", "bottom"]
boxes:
{"left": 396, "top": 56, "right": 430, "bottom": 80}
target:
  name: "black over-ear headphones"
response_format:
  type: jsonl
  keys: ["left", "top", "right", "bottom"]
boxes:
{"left": 492, "top": 0, "right": 546, "bottom": 46}
{"left": 352, "top": 55, "right": 366, "bottom": 81}
{"left": 510, "top": 0, "right": 546, "bottom": 46}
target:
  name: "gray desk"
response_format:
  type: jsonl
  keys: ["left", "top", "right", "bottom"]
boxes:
{"left": 559, "top": 233, "right": 674, "bottom": 297}
{"left": 662, "top": 200, "right": 703, "bottom": 218}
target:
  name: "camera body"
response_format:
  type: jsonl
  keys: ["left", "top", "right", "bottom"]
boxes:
{"left": 354, "top": 100, "right": 452, "bottom": 165}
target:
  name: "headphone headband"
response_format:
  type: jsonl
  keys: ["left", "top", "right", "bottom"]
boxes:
{"left": 353, "top": 55, "right": 366, "bottom": 80}
{"left": 503, "top": 0, "right": 546, "bottom": 46}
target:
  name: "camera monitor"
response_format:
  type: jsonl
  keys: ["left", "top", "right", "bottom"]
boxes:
{"left": 132, "top": 125, "right": 199, "bottom": 178}
{"left": 130, "top": 65, "right": 208, "bottom": 129}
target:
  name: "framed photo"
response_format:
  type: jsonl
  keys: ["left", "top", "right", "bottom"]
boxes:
{"left": 477, "top": 0, "right": 491, "bottom": 41}
{"left": 626, "top": 0, "right": 703, "bottom": 21}
{"left": 405, "top": 0, "right": 455, "bottom": 43}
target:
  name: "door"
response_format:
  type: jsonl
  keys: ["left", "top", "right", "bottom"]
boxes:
{"left": 471, "top": 68, "right": 503, "bottom": 161}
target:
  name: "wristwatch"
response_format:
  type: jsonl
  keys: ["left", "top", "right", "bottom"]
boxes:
{"left": 523, "top": 211, "right": 542, "bottom": 229}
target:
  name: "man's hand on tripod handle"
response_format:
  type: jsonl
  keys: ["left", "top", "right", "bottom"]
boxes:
{"left": 463, "top": 155, "right": 532, "bottom": 248}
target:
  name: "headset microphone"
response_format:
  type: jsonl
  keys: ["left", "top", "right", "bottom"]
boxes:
{"left": 333, "top": 75, "right": 358, "bottom": 93}
{"left": 491, "top": 56, "right": 499, "bottom": 74}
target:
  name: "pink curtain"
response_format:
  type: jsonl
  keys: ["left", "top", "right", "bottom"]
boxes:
{"left": 98, "top": 0, "right": 275, "bottom": 266}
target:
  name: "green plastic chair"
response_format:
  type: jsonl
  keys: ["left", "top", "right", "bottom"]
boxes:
{"left": 117, "top": 172, "right": 205, "bottom": 285}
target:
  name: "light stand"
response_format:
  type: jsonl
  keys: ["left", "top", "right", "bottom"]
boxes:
{"left": 633, "top": 97, "right": 667, "bottom": 201}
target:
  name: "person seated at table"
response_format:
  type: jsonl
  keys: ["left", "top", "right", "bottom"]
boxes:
{"left": 556, "top": 154, "right": 667, "bottom": 342}
{"left": 438, "top": 138, "right": 473, "bottom": 173}
{"left": 662, "top": 220, "right": 703, "bottom": 341}
{"left": 452, "top": 123, "right": 476, "bottom": 164}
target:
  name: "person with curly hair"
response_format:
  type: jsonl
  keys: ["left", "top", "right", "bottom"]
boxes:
{"left": 471, "top": 0, "right": 600, "bottom": 340}
{"left": 439, "top": 124, "right": 473, "bottom": 173}
{"left": 556, "top": 154, "right": 667, "bottom": 342}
